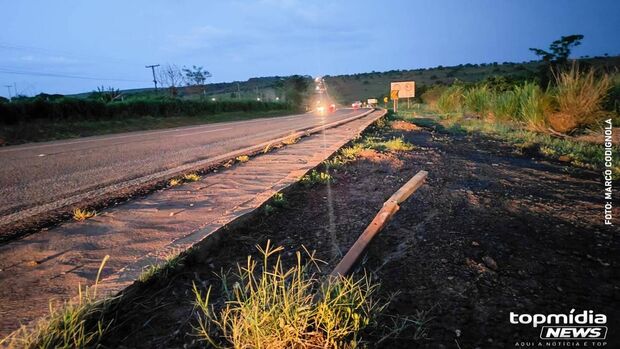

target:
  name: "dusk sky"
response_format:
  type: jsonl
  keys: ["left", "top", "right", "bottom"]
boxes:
{"left": 1, "top": 0, "right": 619, "bottom": 97}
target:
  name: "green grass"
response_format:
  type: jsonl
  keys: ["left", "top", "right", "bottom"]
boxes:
{"left": 0, "top": 109, "right": 294, "bottom": 146}
{"left": 0, "top": 257, "right": 114, "bottom": 349}
{"left": 382, "top": 137, "right": 415, "bottom": 152}
{"left": 272, "top": 192, "right": 287, "bottom": 208}
{"left": 193, "top": 242, "right": 394, "bottom": 348}
{"left": 400, "top": 111, "right": 620, "bottom": 177}
{"left": 300, "top": 170, "right": 333, "bottom": 186}
{"left": 138, "top": 252, "right": 185, "bottom": 283}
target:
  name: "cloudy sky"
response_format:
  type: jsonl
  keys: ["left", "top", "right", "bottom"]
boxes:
{"left": 1, "top": 0, "right": 619, "bottom": 97}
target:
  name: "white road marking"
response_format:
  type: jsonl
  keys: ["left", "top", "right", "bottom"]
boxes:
{"left": 173, "top": 127, "right": 233, "bottom": 137}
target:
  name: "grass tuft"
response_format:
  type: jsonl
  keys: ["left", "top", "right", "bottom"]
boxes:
{"left": 183, "top": 173, "right": 201, "bottom": 182}
{"left": 300, "top": 170, "right": 333, "bottom": 186}
{"left": 138, "top": 251, "right": 185, "bottom": 283}
{"left": 340, "top": 145, "right": 364, "bottom": 160}
{"left": 193, "top": 242, "right": 391, "bottom": 348}
{"left": 382, "top": 137, "right": 415, "bottom": 152}
{"left": 272, "top": 192, "right": 287, "bottom": 207}
{"left": 72, "top": 208, "right": 96, "bottom": 221}
{"left": 0, "top": 256, "right": 114, "bottom": 349}
{"left": 168, "top": 178, "right": 181, "bottom": 186}
{"left": 235, "top": 155, "right": 250, "bottom": 163}
{"left": 282, "top": 136, "right": 300, "bottom": 145}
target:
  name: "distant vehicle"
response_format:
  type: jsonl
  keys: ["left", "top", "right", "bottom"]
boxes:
{"left": 351, "top": 101, "right": 362, "bottom": 109}
{"left": 315, "top": 100, "right": 336, "bottom": 115}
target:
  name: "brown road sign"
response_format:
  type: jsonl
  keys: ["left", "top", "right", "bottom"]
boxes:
{"left": 390, "top": 81, "right": 415, "bottom": 98}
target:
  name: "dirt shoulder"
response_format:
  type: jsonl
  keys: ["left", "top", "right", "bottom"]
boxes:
{"left": 24, "top": 113, "right": 615, "bottom": 348}
{"left": 368, "top": 116, "right": 618, "bottom": 347}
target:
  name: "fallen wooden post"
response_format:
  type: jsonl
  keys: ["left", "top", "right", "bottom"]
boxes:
{"left": 331, "top": 170, "right": 428, "bottom": 276}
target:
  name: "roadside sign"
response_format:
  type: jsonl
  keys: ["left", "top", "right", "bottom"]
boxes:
{"left": 390, "top": 90, "right": 399, "bottom": 100}
{"left": 390, "top": 81, "right": 415, "bottom": 98}
{"left": 383, "top": 97, "right": 388, "bottom": 103}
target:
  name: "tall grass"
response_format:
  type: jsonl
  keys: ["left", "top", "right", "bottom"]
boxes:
{"left": 1, "top": 257, "right": 114, "bottom": 349}
{"left": 193, "top": 242, "right": 389, "bottom": 348}
{"left": 436, "top": 85, "right": 464, "bottom": 115}
{"left": 549, "top": 66, "right": 612, "bottom": 132}
{"left": 463, "top": 85, "right": 492, "bottom": 117}
{"left": 431, "top": 64, "right": 613, "bottom": 133}
{"left": 516, "top": 82, "right": 550, "bottom": 131}
{"left": 491, "top": 90, "right": 520, "bottom": 121}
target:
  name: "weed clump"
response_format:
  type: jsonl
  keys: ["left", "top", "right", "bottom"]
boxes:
{"left": 235, "top": 155, "right": 250, "bottom": 163}
{"left": 382, "top": 137, "right": 414, "bottom": 152}
{"left": 193, "top": 242, "right": 391, "bottom": 348}
{"left": 0, "top": 257, "right": 113, "bottom": 349}
{"left": 272, "top": 192, "right": 287, "bottom": 207}
{"left": 300, "top": 170, "right": 333, "bottom": 186}
{"left": 72, "top": 208, "right": 96, "bottom": 221}
{"left": 183, "top": 173, "right": 201, "bottom": 182}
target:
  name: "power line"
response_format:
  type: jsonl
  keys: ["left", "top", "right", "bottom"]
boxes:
{"left": 0, "top": 42, "right": 137, "bottom": 65}
{"left": 0, "top": 67, "right": 149, "bottom": 83}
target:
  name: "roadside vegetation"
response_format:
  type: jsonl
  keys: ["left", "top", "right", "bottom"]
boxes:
{"left": 193, "top": 242, "right": 394, "bottom": 348}
{"left": 410, "top": 61, "right": 619, "bottom": 177}
{"left": 72, "top": 208, "right": 97, "bottom": 221}
{"left": 0, "top": 99, "right": 294, "bottom": 146}
{"left": 405, "top": 36, "right": 620, "bottom": 177}
{"left": 0, "top": 257, "right": 113, "bottom": 349}
{"left": 428, "top": 64, "right": 615, "bottom": 134}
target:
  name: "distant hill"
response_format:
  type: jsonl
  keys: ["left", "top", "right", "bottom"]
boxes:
{"left": 70, "top": 55, "right": 620, "bottom": 104}
{"left": 325, "top": 55, "right": 620, "bottom": 103}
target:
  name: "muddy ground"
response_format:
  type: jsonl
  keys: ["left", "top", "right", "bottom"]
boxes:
{"left": 84, "top": 115, "right": 617, "bottom": 348}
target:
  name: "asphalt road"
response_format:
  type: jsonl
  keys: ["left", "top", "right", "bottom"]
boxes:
{"left": 0, "top": 108, "right": 370, "bottom": 223}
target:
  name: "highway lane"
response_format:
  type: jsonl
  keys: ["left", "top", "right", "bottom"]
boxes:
{"left": 0, "top": 108, "right": 371, "bottom": 221}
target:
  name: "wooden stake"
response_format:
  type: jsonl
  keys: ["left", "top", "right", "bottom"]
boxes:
{"left": 331, "top": 170, "right": 428, "bottom": 276}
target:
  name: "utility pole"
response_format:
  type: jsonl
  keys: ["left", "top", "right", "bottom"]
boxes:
{"left": 237, "top": 82, "right": 241, "bottom": 99}
{"left": 4, "top": 85, "right": 12, "bottom": 99}
{"left": 145, "top": 64, "right": 160, "bottom": 91}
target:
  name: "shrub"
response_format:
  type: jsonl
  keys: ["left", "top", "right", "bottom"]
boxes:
{"left": 436, "top": 85, "right": 464, "bottom": 115}
{"left": 0, "top": 98, "right": 293, "bottom": 125}
{"left": 549, "top": 65, "right": 612, "bottom": 132}
{"left": 420, "top": 85, "right": 447, "bottom": 107}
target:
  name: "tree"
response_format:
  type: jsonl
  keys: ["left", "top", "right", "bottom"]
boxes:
{"left": 529, "top": 34, "right": 584, "bottom": 86}
{"left": 529, "top": 34, "right": 584, "bottom": 64}
{"left": 183, "top": 65, "right": 212, "bottom": 96}
{"left": 279, "top": 75, "right": 310, "bottom": 106}
{"left": 158, "top": 64, "right": 185, "bottom": 97}
{"left": 88, "top": 86, "right": 121, "bottom": 102}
